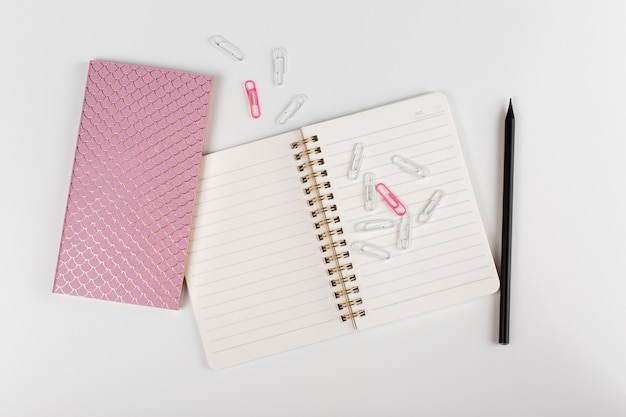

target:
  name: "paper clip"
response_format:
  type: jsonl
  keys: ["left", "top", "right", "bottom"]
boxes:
{"left": 375, "top": 183, "right": 407, "bottom": 216}
{"left": 277, "top": 94, "right": 307, "bottom": 124}
{"left": 392, "top": 155, "right": 430, "bottom": 178}
{"left": 418, "top": 189, "right": 445, "bottom": 223}
{"left": 244, "top": 80, "right": 261, "bottom": 119}
{"left": 210, "top": 35, "right": 246, "bottom": 61}
{"left": 397, "top": 214, "right": 413, "bottom": 250}
{"left": 273, "top": 48, "right": 287, "bottom": 86}
{"left": 363, "top": 172, "right": 377, "bottom": 211}
{"left": 355, "top": 219, "right": 395, "bottom": 232}
{"left": 353, "top": 241, "right": 391, "bottom": 260}
{"left": 347, "top": 143, "right": 365, "bottom": 180}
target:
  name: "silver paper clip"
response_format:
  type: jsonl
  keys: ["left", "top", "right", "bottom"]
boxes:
{"left": 392, "top": 155, "right": 430, "bottom": 178}
{"left": 363, "top": 172, "right": 377, "bottom": 211}
{"left": 355, "top": 219, "right": 395, "bottom": 232}
{"left": 277, "top": 94, "right": 307, "bottom": 124}
{"left": 244, "top": 80, "right": 261, "bottom": 119}
{"left": 376, "top": 182, "right": 407, "bottom": 216}
{"left": 347, "top": 143, "right": 365, "bottom": 180}
{"left": 210, "top": 35, "right": 246, "bottom": 61}
{"left": 353, "top": 241, "right": 391, "bottom": 260}
{"left": 418, "top": 189, "right": 445, "bottom": 223}
{"left": 273, "top": 47, "right": 287, "bottom": 86}
{"left": 397, "top": 214, "right": 413, "bottom": 250}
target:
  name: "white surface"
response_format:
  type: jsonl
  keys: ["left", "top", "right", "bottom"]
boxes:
{"left": 1, "top": 0, "right": 625, "bottom": 415}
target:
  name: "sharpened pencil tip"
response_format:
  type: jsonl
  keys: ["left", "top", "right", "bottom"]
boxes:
{"left": 506, "top": 99, "right": 514, "bottom": 119}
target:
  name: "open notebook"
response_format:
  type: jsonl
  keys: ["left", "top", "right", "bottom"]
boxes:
{"left": 185, "top": 92, "right": 499, "bottom": 368}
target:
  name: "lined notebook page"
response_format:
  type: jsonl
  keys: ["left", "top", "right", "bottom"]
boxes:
{"left": 301, "top": 92, "right": 499, "bottom": 329}
{"left": 185, "top": 131, "right": 353, "bottom": 369}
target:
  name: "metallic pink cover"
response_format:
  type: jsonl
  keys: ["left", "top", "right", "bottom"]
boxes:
{"left": 53, "top": 60, "right": 213, "bottom": 309}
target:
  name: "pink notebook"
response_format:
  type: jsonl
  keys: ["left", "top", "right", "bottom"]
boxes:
{"left": 53, "top": 60, "right": 213, "bottom": 309}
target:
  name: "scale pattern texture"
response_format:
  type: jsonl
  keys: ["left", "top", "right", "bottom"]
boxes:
{"left": 53, "top": 60, "right": 213, "bottom": 309}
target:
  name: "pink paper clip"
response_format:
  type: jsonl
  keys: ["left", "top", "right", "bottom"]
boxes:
{"left": 244, "top": 80, "right": 261, "bottom": 118}
{"left": 375, "top": 183, "right": 407, "bottom": 216}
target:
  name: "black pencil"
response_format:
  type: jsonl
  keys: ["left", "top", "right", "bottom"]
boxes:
{"left": 499, "top": 99, "right": 515, "bottom": 345}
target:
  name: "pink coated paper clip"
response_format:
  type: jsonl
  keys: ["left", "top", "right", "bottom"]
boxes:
{"left": 375, "top": 183, "right": 407, "bottom": 216}
{"left": 244, "top": 80, "right": 261, "bottom": 118}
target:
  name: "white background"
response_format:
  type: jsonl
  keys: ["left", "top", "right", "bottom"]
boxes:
{"left": 1, "top": 0, "right": 625, "bottom": 415}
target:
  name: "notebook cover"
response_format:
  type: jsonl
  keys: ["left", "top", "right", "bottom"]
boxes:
{"left": 53, "top": 60, "right": 213, "bottom": 309}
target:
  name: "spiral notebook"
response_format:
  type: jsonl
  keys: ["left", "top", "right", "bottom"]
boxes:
{"left": 185, "top": 92, "right": 499, "bottom": 368}
{"left": 53, "top": 60, "right": 213, "bottom": 309}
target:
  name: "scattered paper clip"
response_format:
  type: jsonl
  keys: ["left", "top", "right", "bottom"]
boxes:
{"left": 418, "top": 189, "right": 445, "bottom": 223}
{"left": 273, "top": 47, "right": 287, "bottom": 86}
{"left": 375, "top": 183, "right": 407, "bottom": 216}
{"left": 397, "top": 214, "right": 413, "bottom": 249}
{"left": 210, "top": 35, "right": 246, "bottom": 61}
{"left": 277, "top": 94, "right": 307, "bottom": 124}
{"left": 347, "top": 143, "right": 365, "bottom": 180}
{"left": 244, "top": 80, "right": 261, "bottom": 119}
{"left": 392, "top": 155, "right": 430, "bottom": 178}
{"left": 355, "top": 219, "right": 395, "bottom": 232}
{"left": 363, "top": 172, "right": 377, "bottom": 211}
{"left": 353, "top": 241, "right": 391, "bottom": 260}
